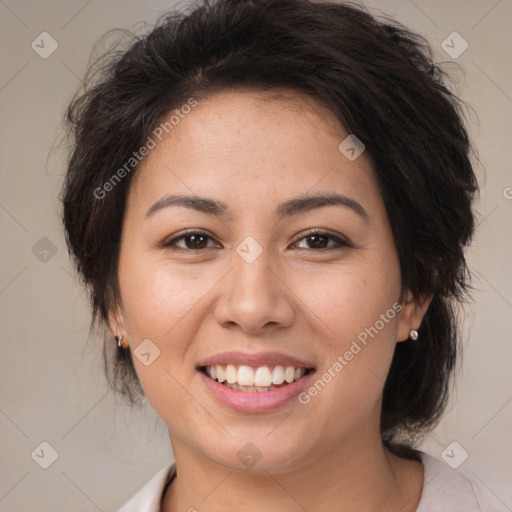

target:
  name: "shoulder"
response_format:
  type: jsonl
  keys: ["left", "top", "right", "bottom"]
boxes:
{"left": 115, "top": 454, "right": 507, "bottom": 512}
{"left": 117, "top": 462, "right": 176, "bottom": 512}
{"left": 416, "top": 451, "right": 508, "bottom": 512}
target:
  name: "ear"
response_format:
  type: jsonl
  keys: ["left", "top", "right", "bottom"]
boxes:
{"left": 107, "top": 305, "right": 127, "bottom": 340}
{"left": 396, "top": 290, "right": 433, "bottom": 342}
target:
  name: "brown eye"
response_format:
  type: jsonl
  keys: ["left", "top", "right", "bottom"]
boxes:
{"left": 293, "top": 230, "right": 351, "bottom": 250}
{"left": 162, "top": 229, "right": 350, "bottom": 253}
{"left": 163, "top": 231, "right": 217, "bottom": 251}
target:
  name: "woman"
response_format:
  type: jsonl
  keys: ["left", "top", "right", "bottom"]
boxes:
{"left": 60, "top": 0, "right": 493, "bottom": 510}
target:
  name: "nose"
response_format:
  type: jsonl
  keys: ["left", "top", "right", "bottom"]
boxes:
{"left": 213, "top": 245, "right": 296, "bottom": 335}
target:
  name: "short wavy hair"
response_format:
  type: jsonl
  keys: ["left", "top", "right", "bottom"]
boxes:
{"left": 61, "top": 0, "right": 478, "bottom": 459}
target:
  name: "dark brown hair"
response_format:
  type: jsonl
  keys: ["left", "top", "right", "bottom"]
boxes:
{"left": 61, "top": 0, "right": 478, "bottom": 459}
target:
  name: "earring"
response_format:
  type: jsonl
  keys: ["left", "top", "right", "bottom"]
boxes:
{"left": 115, "top": 335, "right": 128, "bottom": 348}
{"left": 409, "top": 329, "right": 419, "bottom": 341}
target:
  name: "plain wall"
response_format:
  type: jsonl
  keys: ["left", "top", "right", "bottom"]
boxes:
{"left": 0, "top": 0, "right": 511, "bottom": 510}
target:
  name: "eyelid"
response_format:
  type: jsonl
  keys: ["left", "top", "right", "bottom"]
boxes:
{"left": 162, "top": 229, "right": 219, "bottom": 249}
{"left": 290, "top": 228, "right": 352, "bottom": 249}
{"left": 162, "top": 228, "right": 352, "bottom": 251}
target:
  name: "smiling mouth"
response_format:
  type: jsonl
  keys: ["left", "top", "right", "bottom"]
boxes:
{"left": 199, "top": 364, "right": 315, "bottom": 392}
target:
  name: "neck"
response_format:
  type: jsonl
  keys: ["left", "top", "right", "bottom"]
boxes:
{"left": 162, "top": 432, "right": 424, "bottom": 512}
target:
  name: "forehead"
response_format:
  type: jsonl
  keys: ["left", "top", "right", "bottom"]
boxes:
{"left": 128, "top": 88, "right": 380, "bottom": 217}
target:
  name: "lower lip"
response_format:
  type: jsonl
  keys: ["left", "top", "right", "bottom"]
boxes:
{"left": 198, "top": 370, "right": 315, "bottom": 413}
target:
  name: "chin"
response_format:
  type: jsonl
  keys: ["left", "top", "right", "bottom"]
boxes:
{"left": 199, "top": 430, "right": 311, "bottom": 474}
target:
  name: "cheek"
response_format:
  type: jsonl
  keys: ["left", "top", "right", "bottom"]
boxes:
{"left": 118, "top": 252, "right": 217, "bottom": 341}
{"left": 296, "top": 258, "right": 401, "bottom": 345}
{"left": 117, "top": 255, "right": 211, "bottom": 421}
{"left": 116, "top": 251, "right": 217, "bottom": 398}
{"left": 292, "top": 259, "right": 402, "bottom": 417}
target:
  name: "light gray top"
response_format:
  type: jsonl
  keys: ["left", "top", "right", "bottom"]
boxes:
{"left": 118, "top": 451, "right": 507, "bottom": 511}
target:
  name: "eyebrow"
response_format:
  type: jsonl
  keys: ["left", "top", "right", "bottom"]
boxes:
{"left": 145, "top": 193, "right": 369, "bottom": 221}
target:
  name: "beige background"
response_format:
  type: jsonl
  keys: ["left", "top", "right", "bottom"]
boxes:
{"left": 0, "top": 0, "right": 511, "bottom": 510}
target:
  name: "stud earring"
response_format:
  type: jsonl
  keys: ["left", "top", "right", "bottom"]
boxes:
{"left": 409, "top": 329, "right": 419, "bottom": 341}
{"left": 115, "top": 335, "right": 128, "bottom": 348}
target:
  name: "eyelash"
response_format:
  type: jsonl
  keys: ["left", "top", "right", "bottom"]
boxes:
{"left": 162, "top": 229, "right": 351, "bottom": 253}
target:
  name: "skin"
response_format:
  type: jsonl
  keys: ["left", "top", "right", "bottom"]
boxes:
{"left": 109, "top": 88, "right": 432, "bottom": 512}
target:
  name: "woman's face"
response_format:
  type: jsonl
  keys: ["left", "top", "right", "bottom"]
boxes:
{"left": 111, "top": 89, "right": 423, "bottom": 472}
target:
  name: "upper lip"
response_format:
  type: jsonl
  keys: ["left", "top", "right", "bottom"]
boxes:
{"left": 197, "top": 351, "right": 316, "bottom": 369}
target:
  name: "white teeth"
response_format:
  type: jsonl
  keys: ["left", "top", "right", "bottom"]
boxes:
{"left": 223, "top": 382, "right": 280, "bottom": 392}
{"left": 216, "top": 365, "right": 226, "bottom": 383}
{"left": 284, "top": 366, "right": 295, "bottom": 383}
{"left": 237, "top": 365, "right": 254, "bottom": 386}
{"left": 225, "top": 364, "right": 237, "bottom": 384}
{"left": 254, "top": 366, "right": 273, "bottom": 387}
{"left": 205, "top": 364, "right": 308, "bottom": 388}
{"left": 272, "top": 365, "right": 285, "bottom": 385}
